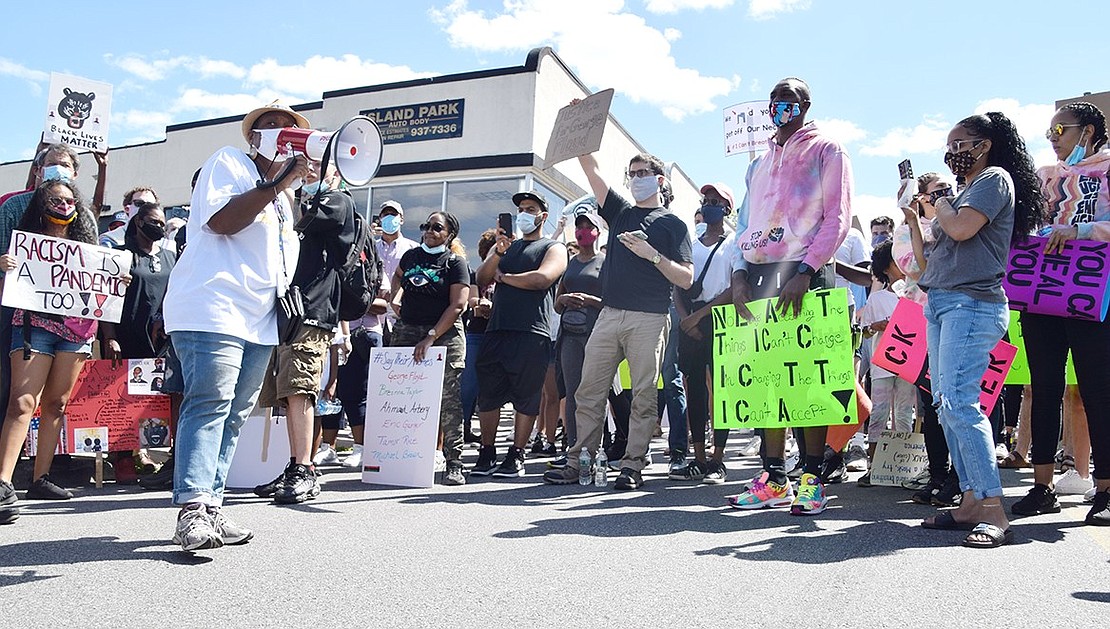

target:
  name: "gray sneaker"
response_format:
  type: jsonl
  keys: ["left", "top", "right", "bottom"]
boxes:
{"left": 172, "top": 503, "right": 222, "bottom": 551}
{"left": 542, "top": 465, "right": 580, "bottom": 485}
{"left": 207, "top": 506, "right": 253, "bottom": 545}
{"left": 444, "top": 460, "right": 467, "bottom": 486}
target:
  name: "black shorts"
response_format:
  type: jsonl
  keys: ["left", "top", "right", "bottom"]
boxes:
{"left": 476, "top": 331, "right": 551, "bottom": 416}
{"left": 746, "top": 261, "right": 835, "bottom": 300}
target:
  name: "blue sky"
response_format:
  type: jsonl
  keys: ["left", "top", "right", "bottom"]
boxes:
{"left": 2, "top": 0, "right": 1106, "bottom": 225}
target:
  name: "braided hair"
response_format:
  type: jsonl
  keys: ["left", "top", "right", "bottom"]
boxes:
{"left": 1061, "top": 101, "right": 1108, "bottom": 152}
{"left": 957, "top": 112, "right": 1046, "bottom": 242}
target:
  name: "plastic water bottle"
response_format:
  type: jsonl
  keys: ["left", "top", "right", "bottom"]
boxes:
{"left": 315, "top": 396, "right": 343, "bottom": 416}
{"left": 594, "top": 449, "right": 608, "bottom": 487}
{"left": 578, "top": 449, "right": 592, "bottom": 486}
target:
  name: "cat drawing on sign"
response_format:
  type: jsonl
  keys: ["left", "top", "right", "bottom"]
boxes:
{"left": 58, "top": 88, "right": 95, "bottom": 129}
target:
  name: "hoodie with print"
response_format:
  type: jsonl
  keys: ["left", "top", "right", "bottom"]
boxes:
{"left": 1037, "top": 149, "right": 1110, "bottom": 241}
{"left": 733, "top": 122, "right": 852, "bottom": 269}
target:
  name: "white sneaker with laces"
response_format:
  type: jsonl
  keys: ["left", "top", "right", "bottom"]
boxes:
{"left": 341, "top": 444, "right": 364, "bottom": 469}
{"left": 434, "top": 451, "right": 446, "bottom": 473}
{"left": 740, "top": 435, "right": 762, "bottom": 458}
{"left": 1055, "top": 469, "right": 1094, "bottom": 495}
{"left": 313, "top": 443, "right": 340, "bottom": 466}
{"left": 1084, "top": 485, "right": 1097, "bottom": 504}
{"left": 173, "top": 503, "right": 222, "bottom": 551}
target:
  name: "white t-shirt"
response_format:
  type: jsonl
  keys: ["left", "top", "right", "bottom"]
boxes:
{"left": 858, "top": 288, "right": 900, "bottom": 379}
{"left": 164, "top": 146, "right": 298, "bottom": 345}
{"left": 835, "top": 227, "right": 870, "bottom": 308}
{"left": 691, "top": 232, "right": 737, "bottom": 303}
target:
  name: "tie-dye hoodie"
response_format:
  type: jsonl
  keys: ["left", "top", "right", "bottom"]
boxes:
{"left": 733, "top": 122, "right": 852, "bottom": 268}
{"left": 1037, "top": 149, "right": 1110, "bottom": 240}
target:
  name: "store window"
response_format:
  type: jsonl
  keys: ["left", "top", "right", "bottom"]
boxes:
{"left": 369, "top": 182, "right": 445, "bottom": 230}
{"left": 446, "top": 178, "right": 523, "bottom": 263}
{"left": 531, "top": 180, "right": 568, "bottom": 238}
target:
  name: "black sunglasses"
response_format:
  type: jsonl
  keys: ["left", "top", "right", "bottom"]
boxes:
{"left": 420, "top": 223, "right": 447, "bottom": 233}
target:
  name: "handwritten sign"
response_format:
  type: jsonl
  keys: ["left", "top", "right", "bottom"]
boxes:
{"left": 1004, "top": 236, "right": 1110, "bottom": 320}
{"left": 362, "top": 347, "right": 445, "bottom": 488}
{"left": 871, "top": 298, "right": 1016, "bottom": 415}
{"left": 1004, "top": 310, "right": 1077, "bottom": 385}
{"left": 869, "top": 430, "right": 928, "bottom": 487}
{"left": 43, "top": 73, "right": 112, "bottom": 153}
{"left": 64, "top": 359, "right": 171, "bottom": 453}
{"left": 723, "top": 100, "right": 773, "bottom": 157}
{"left": 712, "top": 289, "right": 858, "bottom": 429}
{"left": 543, "top": 89, "right": 614, "bottom": 169}
{"left": 2, "top": 230, "right": 132, "bottom": 323}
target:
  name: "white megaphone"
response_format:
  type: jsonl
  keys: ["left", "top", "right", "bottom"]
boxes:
{"left": 251, "top": 115, "right": 384, "bottom": 186}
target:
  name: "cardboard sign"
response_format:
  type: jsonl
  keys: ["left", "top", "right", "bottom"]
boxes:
{"left": 869, "top": 430, "right": 928, "bottom": 487}
{"left": 362, "top": 347, "right": 445, "bottom": 488}
{"left": 43, "top": 72, "right": 112, "bottom": 153}
{"left": 1004, "top": 310, "right": 1077, "bottom": 385}
{"left": 64, "top": 359, "right": 172, "bottom": 453}
{"left": 2, "top": 230, "right": 132, "bottom": 323}
{"left": 871, "top": 298, "right": 1016, "bottom": 415}
{"left": 723, "top": 100, "right": 773, "bottom": 157}
{"left": 1004, "top": 236, "right": 1110, "bottom": 321}
{"left": 712, "top": 288, "right": 858, "bottom": 429}
{"left": 542, "top": 89, "right": 614, "bottom": 169}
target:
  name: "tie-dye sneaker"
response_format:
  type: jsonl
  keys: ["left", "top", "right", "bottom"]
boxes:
{"left": 790, "top": 473, "right": 828, "bottom": 515}
{"left": 727, "top": 472, "right": 795, "bottom": 509}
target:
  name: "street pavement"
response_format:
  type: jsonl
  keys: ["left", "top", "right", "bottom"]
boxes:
{"left": 1, "top": 428, "right": 1108, "bottom": 628}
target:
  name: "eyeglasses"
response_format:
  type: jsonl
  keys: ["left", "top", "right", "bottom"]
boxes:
{"left": 420, "top": 223, "right": 446, "bottom": 233}
{"left": 1045, "top": 123, "right": 1082, "bottom": 140}
{"left": 945, "top": 139, "right": 985, "bottom": 154}
{"left": 47, "top": 196, "right": 76, "bottom": 208}
{"left": 626, "top": 169, "right": 656, "bottom": 179}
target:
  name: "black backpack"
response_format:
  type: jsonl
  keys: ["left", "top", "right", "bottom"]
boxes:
{"left": 336, "top": 212, "right": 383, "bottom": 321}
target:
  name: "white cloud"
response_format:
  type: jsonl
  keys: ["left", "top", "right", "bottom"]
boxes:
{"left": 645, "top": 0, "right": 735, "bottom": 13}
{"left": 852, "top": 193, "right": 901, "bottom": 230}
{"left": 815, "top": 118, "right": 866, "bottom": 146}
{"left": 748, "top": 0, "right": 811, "bottom": 20}
{"left": 105, "top": 54, "right": 246, "bottom": 80}
{"left": 245, "top": 55, "right": 434, "bottom": 99}
{"left": 0, "top": 57, "right": 49, "bottom": 82}
{"left": 860, "top": 115, "right": 949, "bottom": 157}
{"left": 433, "top": 0, "right": 739, "bottom": 121}
{"left": 663, "top": 27, "right": 682, "bottom": 41}
{"left": 973, "top": 97, "right": 1055, "bottom": 166}
{"left": 172, "top": 88, "right": 288, "bottom": 118}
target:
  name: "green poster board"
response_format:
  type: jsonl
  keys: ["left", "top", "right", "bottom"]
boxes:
{"left": 1005, "top": 311, "right": 1076, "bottom": 385}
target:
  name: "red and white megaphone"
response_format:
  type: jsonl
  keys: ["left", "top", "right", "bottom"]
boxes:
{"left": 251, "top": 115, "right": 384, "bottom": 186}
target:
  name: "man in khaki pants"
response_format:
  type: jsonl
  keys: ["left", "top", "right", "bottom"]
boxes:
{"left": 543, "top": 136, "right": 693, "bottom": 490}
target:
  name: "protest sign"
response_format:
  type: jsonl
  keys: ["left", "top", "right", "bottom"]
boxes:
{"left": 2, "top": 230, "right": 132, "bottom": 323}
{"left": 362, "top": 347, "right": 445, "bottom": 488}
{"left": 871, "top": 298, "right": 1016, "bottom": 415}
{"left": 24, "top": 416, "right": 66, "bottom": 458}
{"left": 1004, "top": 310, "right": 1077, "bottom": 386}
{"left": 723, "top": 100, "right": 773, "bottom": 157}
{"left": 43, "top": 73, "right": 112, "bottom": 153}
{"left": 869, "top": 430, "right": 929, "bottom": 487}
{"left": 712, "top": 288, "right": 857, "bottom": 430}
{"left": 64, "top": 359, "right": 171, "bottom": 453}
{"left": 542, "top": 89, "right": 614, "bottom": 169}
{"left": 1004, "top": 236, "right": 1110, "bottom": 321}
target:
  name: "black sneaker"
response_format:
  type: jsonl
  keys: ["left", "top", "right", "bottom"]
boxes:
{"left": 911, "top": 476, "right": 945, "bottom": 505}
{"left": 547, "top": 455, "right": 568, "bottom": 469}
{"left": 492, "top": 447, "right": 526, "bottom": 478}
{"left": 614, "top": 467, "right": 643, "bottom": 490}
{"left": 670, "top": 459, "right": 706, "bottom": 481}
{"left": 463, "top": 431, "right": 482, "bottom": 445}
{"left": 26, "top": 475, "right": 72, "bottom": 500}
{"left": 139, "top": 456, "right": 175, "bottom": 490}
{"left": 703, "top": 460, "right": 728, "bottom": 485}
{"left": 1, "top": 479, "right": 16, "bottom": 505}
{"left": 273, "top": 464, "right": 321, "bottom": 504}
{"left": 1086, "top": 490, "right": 1110, "bottom": 526}
{"left": 253, "top": 461, "right": 294, "bottom": 498}
{"left": 819, "top": 455, "right": 846, "bottom": 485}
{"left": 444, "top": 460, "right": 467, "bottom": 486}
{"left": 931, "top": 472, "right": 963, "bottom": 508}
{"left": 1011, "top": 483, "right": 1061, "bottom": 516}
{"left": 529, "top": 435, "right": 546, "bottom": 454}
{"left": 470, "top": 445, "right": 498, "bottom": 477}
{"left": 537, "top": 440, "right": 557, "bottom": 457}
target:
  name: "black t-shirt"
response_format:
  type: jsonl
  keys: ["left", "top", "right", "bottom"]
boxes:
{"left": 465, "top": 267, "right": 489, "bottom": 334}
{"left": 292, "top": 191, "right": 355, "bottom": 330}
{"left": 398, "top": 247, "right": 469, "bottom": 326}
{"left": 487, "top": 237, "right": 562, "bottom": 338}
{"left": 114, "top": 244, "right": 177, "bottom": 358}
{"left": 599, "top": 190, "right": 692, "bottom": 313}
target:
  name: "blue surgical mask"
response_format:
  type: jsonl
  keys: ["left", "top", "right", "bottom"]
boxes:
{"left": 872, "top": 233, "right": 890, "bottom": 247}
{"left": 421, "top": 243, "right": 446, "bottom": 255}
{"left": 700, "top": 204, "right": 726, "bottom": 225}
{"left": 629, "top": 175, "right": 659, "bottom": 203}
{"left": 516, "top": 211, "right": 541, "bottom": 234}
{"left": 1065, "top": 134, "right": 1088, "bottom": 166}
{"left": 42, "top": 164, "right": 74, "bottom": 183}
{"left": 302, "top": 180, "right": 328, "bottom": 196}
{"left": 380, "top": 214, "right": 402, "bottom": 235}
{"left": 770, "top": 101, "right": 801, "bottom": 128}
{"left": 694, "top": 222, "right": 708, "bottom": 238}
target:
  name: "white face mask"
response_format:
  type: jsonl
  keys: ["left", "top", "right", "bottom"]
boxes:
{"left": 694, "top": 222, "right": 708, "bottom": 238}
{"left": 516, "top": 211, "right": 541, "bottom": 235}
{"left": 629, "top": 175, "right": 659, "bottom": 202}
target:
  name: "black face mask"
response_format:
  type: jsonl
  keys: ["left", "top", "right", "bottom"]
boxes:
{"left": 944, "top": 149, "right": 978, "bottom": 178}
{"left": 140, "top": 222, "right": 166, "bottom": 241}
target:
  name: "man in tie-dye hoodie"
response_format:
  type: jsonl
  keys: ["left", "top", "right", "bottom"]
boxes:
{"left": 725, "top": 77, "right": 852, "bottom": 516}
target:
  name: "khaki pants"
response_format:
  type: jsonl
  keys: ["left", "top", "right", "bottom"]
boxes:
{"left": 570, "top": 307, "right": 668, "bottom": 472}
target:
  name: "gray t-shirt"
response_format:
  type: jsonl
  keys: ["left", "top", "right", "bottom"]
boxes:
{"left": 919, "top": 166, "right": 1014, "bottom": 302}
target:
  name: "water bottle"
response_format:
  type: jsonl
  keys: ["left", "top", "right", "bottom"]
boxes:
{"left": 578, "top": 449, "right": 592, "bottom": 486}
{"left": 594, "top": 449, "right": 608, "bottom": 487}
{"left": 315, "top": 396, "right": 343, "bottom": 416}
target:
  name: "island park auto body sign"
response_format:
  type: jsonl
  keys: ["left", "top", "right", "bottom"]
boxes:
{"left": 362, "top": 99, "right": 465, "bottom": 144}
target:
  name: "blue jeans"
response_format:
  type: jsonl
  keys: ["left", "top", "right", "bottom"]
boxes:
{"left": 460, "top": 331, "right": 484, "bottom": 430}
{"left": 661, "top": 307, "right": 688, "bottom": 459}
{"left": 924, "top": 289, "right": 1008, "bottom": 500}
{"left": 171, "top": 331, "right": 274, "bottom": 506}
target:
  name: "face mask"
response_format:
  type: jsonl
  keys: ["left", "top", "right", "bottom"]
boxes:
{"left": 1065, "top": 133, "right": 1089, "bottom": 166}
{"left": 380, "top": 214, "right": 402, "bottom": 235}
{"left": 944, "top": 149, "right": 979, "bottom": 178}
{"left": 42, "top": 165, "right": 74, "bottom": 183}
{"left": 301, "top": 180, "right": 328, "bottom": 196}
{"left": 700, "top": 204, "right": 726, "bottom": 225}
{"left": 44, "top": 201, "right": 77, "bottom": 224}
{"left": 140, "top": 222, "right": 166, "bottom": 241}
{"left": 575, "top": 227, "right": 598, "bottom": 247}
{"left": 694, "top": 222, "right": 708, "bottom": 238}
{"left": 421, "top": 243, "right": 446, "bottom": 255}
{"left": 629, "top": 175, "right": 659, "bottom": 203}
{"left": 516, "top": 212, "right": 541, "bottom": 234}
{"left": 872, "top": 233, "right": 890, "bottom": 247}
{"left": 771, "top": 101, "right": 801, "bottom": 127}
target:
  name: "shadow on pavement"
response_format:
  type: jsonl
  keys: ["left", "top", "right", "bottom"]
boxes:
{"left": 0, "top": 536, "right": 212, "bottom": 579}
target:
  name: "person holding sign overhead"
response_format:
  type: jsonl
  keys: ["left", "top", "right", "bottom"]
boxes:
{"left": 916, "top": 112, "right": 1046, "bottom": 547}
{"left": 1014, "top": 102, "right": 1110, "bottom": 526}
{"left": 726, "top": 78, "right": 851, "bottom": 516}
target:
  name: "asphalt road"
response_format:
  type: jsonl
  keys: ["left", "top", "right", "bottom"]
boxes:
{"left": 1, "top": 429, "right": 1108, "bottom": 628}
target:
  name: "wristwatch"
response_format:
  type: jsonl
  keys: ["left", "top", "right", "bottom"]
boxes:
{"left": 797, "top": 262, "right": 816, "bottom": 277}
{"left": 426, "top": 329, "right": 437, "bottom": 338}
{"left": 651, "top": 253, "right": 662, "bottom": 265}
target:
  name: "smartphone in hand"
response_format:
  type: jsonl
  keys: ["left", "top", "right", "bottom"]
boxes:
{"left": 626, "top": 229, "right": 649, "bottom": 241}
{"left": 498, "top": 212, "right": 513, "bottom": 235}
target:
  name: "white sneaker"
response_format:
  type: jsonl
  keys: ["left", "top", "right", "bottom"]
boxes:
{"left": 172, "top": 503, "right": 222, "bottom": 551}
{"left": 434, "top": 450, "right": 446, "bottom": 473}
{"left": 994, "top": 444, "right": 1010, "bottom": 460}
{"left": 1084, "top": 486, "right": 1097, "bottom": 504}
{"left": 341, "top": 445, "right": 363, "bottom": 469}
{"left": 740, "top": 435, "right": 762, "bottom": 457}
{"left": 1055, "top": 469, "right": 1094, "bottom": 495}
{"left": 312, "top": 443, "right": 340, "bottom": 466}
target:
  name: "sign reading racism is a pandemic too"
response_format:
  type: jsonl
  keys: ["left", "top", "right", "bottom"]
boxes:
{"left": 2, "top": 231, "right": 132, "bottom": 323}
{"left": 1003, "top": 236, "right": 1110, "bottom": 321}
{"left": 42, "top": 72, "right": 112, "bottom": 153}
{"left": 712, "top": 288, "right": 858, "bottom": 429}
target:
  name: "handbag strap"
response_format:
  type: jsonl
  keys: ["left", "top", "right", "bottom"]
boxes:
{"left": 692, "top": 235, "right": 727, "bottom": 289}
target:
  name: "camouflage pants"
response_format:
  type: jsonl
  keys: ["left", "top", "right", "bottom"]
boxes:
{"left": 389, "top": 319, "right": 466, "bottom": 461}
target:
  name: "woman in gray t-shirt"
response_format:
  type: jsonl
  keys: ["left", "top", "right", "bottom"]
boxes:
{"left": 918, "top": 112, "right": 1045, "bottom": 549}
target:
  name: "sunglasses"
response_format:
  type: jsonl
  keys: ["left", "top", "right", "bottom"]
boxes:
{"left": 945, "top": 138, "right": 985, "bottom": 154}
{"left": 420, "top": 223, "right": 447, "bottom": 233}
{"left": 47, "top": 196, "right": 76, "bottom": 208}
{"left": 1045, "top": 123, "right": 1082, "bottom": 140}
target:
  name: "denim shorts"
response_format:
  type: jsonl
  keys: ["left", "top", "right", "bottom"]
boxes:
{"left": 9, "top": 324, "right": 93, "bottom": 358}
